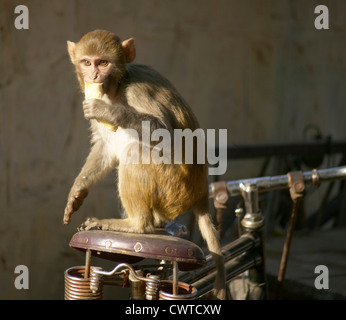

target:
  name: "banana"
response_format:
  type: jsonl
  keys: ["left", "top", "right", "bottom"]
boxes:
{"left": 84, "top": 82, "right": 118, "bottom": 132}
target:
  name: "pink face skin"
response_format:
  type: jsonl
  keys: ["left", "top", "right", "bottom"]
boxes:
{"left": 79, "top": 56, "right": 112, "bottom": 84}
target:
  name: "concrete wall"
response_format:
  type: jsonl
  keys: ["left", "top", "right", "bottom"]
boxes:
{"left": 1, "top": 0, "right": 345, "bottom": 299}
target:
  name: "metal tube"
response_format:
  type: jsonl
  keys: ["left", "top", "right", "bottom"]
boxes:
{"left": 178, "top": 234, "right": 259, "bottom": 284}
{"left": 240, "top": 183, "right": 260, "bottom": 214}
{"left": 209, "top": 166, "right": 346, "bottom": 197}
{"left": 277, "top": 200, "right": 300, "bottom": 287}
{"left": 84, "top": 249, "right": 91, "bottom": 279}
{"left": 172, "top": 261, "right": 179, "bottom": 295}
{"left": 239, "top": 182, "right": 268, "bottom": 299}
{"left": 190, "top": 252, "right": 262, "bottom": 298}
{"left": 221, "top": 233, "right": 260, "bottom": 261}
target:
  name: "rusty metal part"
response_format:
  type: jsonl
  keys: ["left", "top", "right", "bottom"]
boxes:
{"left": 210, "top": 181, "right": 229, "bottom": 231}
{"left": 69, "top": 229, "right": 206, "bottom": 271}
{"left": 287, "top": 171, "right": 306, "bottom": 200}
{"left": 277, "top": 171, "right": 306, "bottom": 295}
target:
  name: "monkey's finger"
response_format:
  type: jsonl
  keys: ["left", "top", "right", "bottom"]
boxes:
{"left": 74, "top": 190, "right": 83, "bottom": 199}
{"left": 83, "top": 99, "right": 97, "bottom": 109}
{"left": 64, "top": 198, "right": 79, "bottom": 222}
{"left": 63, "top": 217, "right": 70, "bottom": 225}
{"left": 83, "top": 108, "right": 93, "bottom": 119}
{"left": 82, "top": 102, "right": 93, "bottom": 119}
{"left": 74, "top": 189, "right": 88, "bottom": 203}
{"left": 71, "top": 196, "right": 84, "bottom": 212}
{"left": 63, "top": 206, "right": 73, "bottom": 224}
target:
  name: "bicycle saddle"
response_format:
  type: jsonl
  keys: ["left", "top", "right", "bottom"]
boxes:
{"left": 69, "top": 228, "right": 206, "bottom": 271}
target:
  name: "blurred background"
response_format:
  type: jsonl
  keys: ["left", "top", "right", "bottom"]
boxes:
{"left": 0, "top": 0, "right": 345, "bottom": 299}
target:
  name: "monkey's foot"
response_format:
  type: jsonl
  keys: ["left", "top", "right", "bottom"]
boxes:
{"left": 78, "top": 217, "right": 146, "bottom": 233}
{"left": 78, "top": 217, "right": 108, "bottom": 231}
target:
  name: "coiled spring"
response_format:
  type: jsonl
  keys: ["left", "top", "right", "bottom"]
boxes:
{"left": 90, "top": 267, "right": 103, "bottom": 293}
{"left": 159, "top": 281, "right": 197, "bottom": 300}
{"left": 65, "top": 262, "right": 197, "bottom": 300}
{"left": 64, "top": 266, "right": 103, "bottom": 300}
{"left": 145, "top": 275, "right": 160, "bottom": 300}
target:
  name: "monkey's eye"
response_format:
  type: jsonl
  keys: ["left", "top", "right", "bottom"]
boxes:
{"left": 99, "top": 60, "right": 109, "bottom": 67}
{"left": 82, "top": 60, "right": 91, "bottom": 66}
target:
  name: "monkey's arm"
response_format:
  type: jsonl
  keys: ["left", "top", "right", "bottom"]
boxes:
{"left": 63, "top": 141, "right": 115, "bottom": 224}
{"left": 83, "top": 95, "right": 168, "bottom": 136}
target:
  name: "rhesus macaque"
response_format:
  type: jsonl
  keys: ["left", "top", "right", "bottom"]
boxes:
{"left": 64, "top": 30, "right": 226, "bottom": 299}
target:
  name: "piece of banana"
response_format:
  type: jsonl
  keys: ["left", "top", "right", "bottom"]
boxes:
{"left": 84, "top": 82, "right": 118, "bottom": 132}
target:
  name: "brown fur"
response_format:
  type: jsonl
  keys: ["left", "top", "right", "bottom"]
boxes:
{"left": 64, "top": 30, "right": 226, "bottom": 299}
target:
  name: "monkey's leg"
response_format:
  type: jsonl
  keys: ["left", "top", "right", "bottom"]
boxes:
{"left": 79, "top": 162, "right": 160, "bottom": 233}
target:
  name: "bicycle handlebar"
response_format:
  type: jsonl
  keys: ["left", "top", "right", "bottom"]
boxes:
{"left": 209, "top": 166, "right": 346, "bottom": 198}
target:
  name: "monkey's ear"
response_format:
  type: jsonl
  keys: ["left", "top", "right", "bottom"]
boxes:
{"left": 67, "top": 41, "right": 76, "bottom": 63}
{"left": 122, "top": 38, "right": 136, "bottom": 63}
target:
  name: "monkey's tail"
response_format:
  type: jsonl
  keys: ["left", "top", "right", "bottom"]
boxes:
{"left": 194, "top": 208, "right": 226, "bottom": 300}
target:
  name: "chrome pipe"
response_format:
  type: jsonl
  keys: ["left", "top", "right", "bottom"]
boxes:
{"left": 177, "top": 234, "right": 259, "bottom": 284}
{"left": 209, "top": 166, "right": 346, "bottom": 197}
{"left": 190, "top": 252, "right": 262, "bottom": 298}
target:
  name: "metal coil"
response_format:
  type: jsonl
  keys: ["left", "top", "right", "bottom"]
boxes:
{"left": 159, "top": 281, "right": 197, "bottom": 300}
{"left": 64, "top": 266, "right": 103, "bottom": 300}
{"left": 90, "top": 267, "right": 103, "bottom": 294}
{"left": 145, "top": 275, "right": 160, "bottom": 300}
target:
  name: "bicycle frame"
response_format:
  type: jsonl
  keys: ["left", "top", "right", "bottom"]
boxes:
{"left": 64, "top": 166, "right": 346, "bottom": 300}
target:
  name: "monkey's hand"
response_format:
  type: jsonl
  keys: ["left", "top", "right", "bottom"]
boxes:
{"left": 82, "top": 96, "right": 114, "bottom": 123}
{"left": 63, "top": 188, "right": 88, "bottom": 225}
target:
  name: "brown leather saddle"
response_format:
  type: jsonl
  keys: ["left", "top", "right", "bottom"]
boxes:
{"left": 69, "top": 225, "right": 206, "bottom": 271}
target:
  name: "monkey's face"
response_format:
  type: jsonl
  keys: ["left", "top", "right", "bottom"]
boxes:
{"left": 78, "top": 56, "right": 113, "bottom": 84}
{"left": 67, "top": 30, "right": 136, "bottom": 93}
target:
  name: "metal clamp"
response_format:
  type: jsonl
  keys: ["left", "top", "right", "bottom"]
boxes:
{"left": 277, "top": 171, "right": 306, "bottom": 296}
{"left": 287, "top": 171, "right": 306, "bottom": 200}
{"left": 211, "top": 181, "right": 230, "bottom": 231}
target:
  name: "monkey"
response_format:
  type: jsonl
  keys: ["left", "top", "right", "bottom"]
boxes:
{"left": 64, "top": 30, "right": 226, "bottom": 299}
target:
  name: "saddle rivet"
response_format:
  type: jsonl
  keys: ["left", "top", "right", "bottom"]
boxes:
{"left": 165, "top": 247, "right": 173, "bottom": 254}
{"left": 134, "top": 242, "right": 142, "bottom": 252}
{"left": 105, "top": 240, "right": 112, "bottom": 248}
